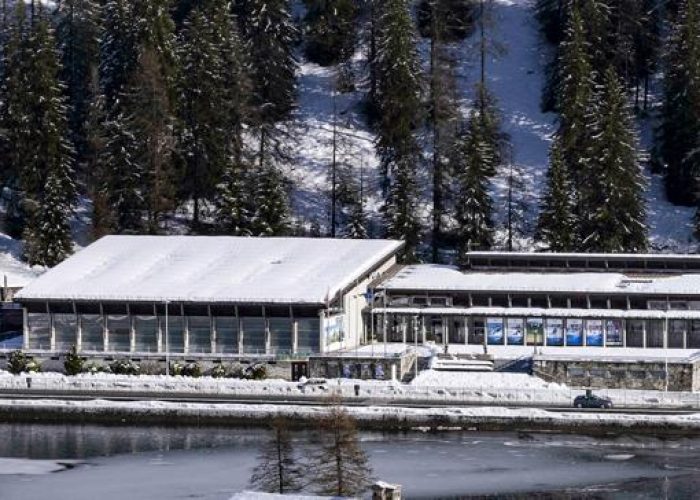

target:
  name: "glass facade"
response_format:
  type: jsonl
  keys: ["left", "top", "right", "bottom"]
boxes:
{"left": 298, "top": 318, "right": 320, "bottom": 353}
{"left": 107, "top": 315, "right": 131, "bottom": 352}
{"left": 214, "top": 317, "right": 238, "bottom": 354}
{"left": 134, "top": 316, "right": 158, "bottom": 353}
{"left": 81, "top": 314, "right": 104, "bottom": 351}
{"left": 269, "top": 318, "right": 293, "bottom": 354}
{"left": 241, "top": 317, "right": 266, "bottom": 354}
{"left": 27, "top": 313, "right": 51, "bottom": 350}
{"left": 54, "top": 314, "right": 77, "bottom": 351}
{"left": 188, "top": 316, "right": 211, "bottom": 353}
{"left": 162, "top": 315, "right": 185, "bottom": 354}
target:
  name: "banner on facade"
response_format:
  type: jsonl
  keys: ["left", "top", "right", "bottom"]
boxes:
{"left": 323, "top": 314, "right": 345, "bottom": 346}
{"left": 507, "top": 318, "right": 524, "bottom": 345}
{"left": 486, "top": 317, "right": 504, "bottom": 344}
{"left": 586, "top": 319, "right": 604, "bottom": 346}
{"left": 546, "top": 318, "right": 564, "bottom": 346}
{"left": 526, "top": 317, "right": 544, "bottom": 345}
{"left": 566, "top": 318, "right": 583, "bottom": 346}
{"left": 606, "top": 319, "right": 623, "bottom": 346}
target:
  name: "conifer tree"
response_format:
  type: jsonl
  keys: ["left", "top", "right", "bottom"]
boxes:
{"left": 15, "top": 14, "right": 76, "bottom": 266}
{"left": 374, "top": 0, "right": 423, "bottom": 261}
{"left": 304, "top": 0, "right": 358, "bottom": 66}
{"left": 253, "top": 163, "right": 290, "bottom": 236}
{"left": 556, "top": 5, "right": 595, "bottom": 191}
{"left": 453, "top": 109, "right": 494, "bottom": 266}
{"left": 504, "top": 157, "right": 528, "bottom": 252}
{"left": 581, "top": 67, "right": 647, "bottom": 253}
{"left": 345, "top": 197, "right": 368, "bottom": 239}
{"left": 309, "top": 401, "right": 373, "bottom": 497}
{"left": 214, "top": 161, "right": 250, "bottom": 236}
{"left": 99, "top": 0, "right": 137, "bottom": 106}
{"left": 537, "top": 138, "right": 578, "bottom": 251}
{"left": 250, "top": 416, "right": 304, "bottom": 494}
{"left": 55, "top": 0, "right": 100, "bottom": 163}
{"left": 660, "top": 0, "right": 700, "bottom": 205}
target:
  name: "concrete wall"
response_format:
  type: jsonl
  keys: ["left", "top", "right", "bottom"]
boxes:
{"left": 534, "top": 358, "right": 698, "bottom": 392}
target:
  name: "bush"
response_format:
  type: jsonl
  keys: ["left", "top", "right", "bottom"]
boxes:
{"left": 210, "top": 364, "right": 227, "bottom": 378}
{"left": 63, "top": 346, "right": 84, "bottom": 376}
{"left": 138, "top": 361, "right": 163, "bottom": 375}
{"left": 109, "top": 359, "right": 140, "bottom": 375}
{"left": 7, "top": 350, "right": 40, "bottom": 375}
{"left": 180, "top": 362, "right": 202, "bottom": 378}
{"left": 248, "top": 363, "right": 267, "bottom": 380}
{"left": 83, "top": 362, "right": 109, "bottom": 374}
{"left": 169, "top": 361, "right": 184, "bottom": 376}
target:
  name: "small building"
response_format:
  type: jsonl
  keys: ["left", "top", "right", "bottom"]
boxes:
{"left": 14, "top": 235, "right": 403, "bottom": 358}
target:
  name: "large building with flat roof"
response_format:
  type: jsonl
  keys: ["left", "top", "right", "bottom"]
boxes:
{"left": 14, "top": 236, "right": 403, "bottom": 357}
{"left": 372, "top": 252, "right": 700, "bottom": 351}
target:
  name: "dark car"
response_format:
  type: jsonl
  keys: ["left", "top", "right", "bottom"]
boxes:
{"left": 573, "top": 392, "right": 613, "bottom": 409}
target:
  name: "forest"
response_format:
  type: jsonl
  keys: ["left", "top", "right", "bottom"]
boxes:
{"left": 0, "top": 0, "right": 697, "bottom": 267}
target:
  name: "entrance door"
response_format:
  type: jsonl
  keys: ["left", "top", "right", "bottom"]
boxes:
{"left": 427, "top": 317, "right": 444, "bottom": 344}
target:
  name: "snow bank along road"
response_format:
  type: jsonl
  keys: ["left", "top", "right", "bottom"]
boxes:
{"left": 1, "top": 371, "right": 699, "bottom": 410}
{"left": 0, "top": 398, "right": 698, "bottom": 436}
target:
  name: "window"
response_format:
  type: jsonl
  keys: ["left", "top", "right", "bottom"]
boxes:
{"left": 647, "top": 320, "right": 664, "bottom": 348}
{"left": 297, "top": 318, "right": 320, "bottom": 353}
{"left": 486, "top": 317, "right": 504, "bottom": 345}
{"left": 411, "top": 297, "right": 428, "bottom": 307}
{"left": 269, "top": 318, "right": 293, "bottom": 354}
{"left": 80, "top": 314, "right": 104, "bottom": 351}
{"left": 549, "top": 295, "right": 568, "bottom": 308}
{"left": 107, "top": 315, "right": 131, "bottom": 352}
{"left": 589, "top": 296, "right": 608, "bottom": 309}
{"left": 241, "top": 317, "right": 266, "bottom": 354}
{"left": 429, "top": 296, "right": 450, "bottom": 307}
{"left": 471, "top": 294, "right": 489, "bottom": 307}
{"left": 669, "top": 320, "right": 686, "bottom": 348}
{"left": 53, "top": 314, "right": 77, "bottom": 351}
{"left": 669, "top": 301, "right": 688, "bottom": 310}
{"left": 161, "top": 315, "right": 185, "bottom": 353}
{"left": 610, "top": 297, "right": 627, "bottom": 310}
{"left": 628, "top": 297, "right": 647, "bottom": 310}
{"left": 510, "top": 295, "right": 529, "bottom": 308}
{"left": 530, "top": 295, "right": 548, "bottom": 308}
{"left": 389, "top": 296, "right": 409, "bottom": 307}
{"left": 648, "top": 300, "right": 667, "bottom": 311}
{"left": 490, "top": 295, "right": 509, "bottom": 307}
{"left": 570, "top": 296, "right": 587, "bottom": 309}
{"left": 469, "top": 318, "right": 485, "bottom": 345}
{"left": 134, "top": 316, "right": 158, "bottom": 353}
{"left": 605, "top": 319, "right": 623, "bottom": 347}
{"left": 188, "top": 316, "right": 211, "bottom": 353}
{"left": 214, "top": 317, "right": 238, "bottom": 354}
{"left": 27, "top": 313, "right": 50, "bottom": 350}
{"left": 625, "top": 320, "right": 644, "bottom": 348}
{"left": 689, "top": 321, "right": 700, "bottom": 348}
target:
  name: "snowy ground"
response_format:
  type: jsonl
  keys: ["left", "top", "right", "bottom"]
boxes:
{"left": 1, "top": 369, "right": 698, "bottom": 409}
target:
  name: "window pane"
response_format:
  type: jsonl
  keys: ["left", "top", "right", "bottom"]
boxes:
{"left": 669, "top": 319, "right": 686, "bottom": 348}
{"left": 625, "top": 320, "right": 644, "bottom": 348}
{"left": 647, "top": 320, "right": 664, "bottom": 348}
{"left": 54, "top": 314, "right": 77, "bottom": 352}
{"left": 160, "top": 315, "right": 184, "bottom": 353}
{"left": 80, "top": 314, "right": 104, "bottom": 351}
{"left": 188, "top": 316, "right": 211, "bottom": 354}
{"left": 134, "top": 316, "right": 158, "bottom": 353}
{"left": 566, "top": 319, "right": 583, "bottom": 346}
{"left": 545, "top": 318, "right": 564, "bottom": 346}
{"left": 241, "top": 317, "right": 266, "bottom": 354}
{"left": 585, "top": 320, "right": 604, "bottom": 347}
{"left": 469, "top": 318, "right": 485, "bottom": 345}
{"left": 689, "top": 321, "right": 700, "bottom": 348}
{"left": 506, "top": 318, "right": 524, "bottom": 345}
{"left": 297, "top": 318, "right": 320, "bottom": 354}
{"left": 486, "top": 318, "right": 504, "bottom": 345}
{"left": 28, "top": 313, "right": 51, "bottom": 350}
{"left": 107, "top": 315, "right": 131, "bottom": 352}
{"left": 214, "top": 317, "right": 238, "bottom": 354}
{"left": 269, "top": 318, "right": 292, "bottom": 354}
{"left": 605, "top": 319, "right": 623, "bottom": 347}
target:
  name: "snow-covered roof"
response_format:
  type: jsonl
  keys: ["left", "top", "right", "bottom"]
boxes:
{"left": 372, "top": 307, "right": 700, "bottom": 320}
{"left": 466, "top": 251, "right": 700, "bottom": 261}
{"left": 380, "top": 264, "right": 700, "bottom": 296}
{"left": 16, "top": 236, "right": 403, "bottom": 304}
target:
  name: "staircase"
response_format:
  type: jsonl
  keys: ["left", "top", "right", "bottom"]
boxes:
{"left": 494, "top": 355, "right": 533, "bottom": 373}
{"left": 432, "top": 354, "right": 494, "bottom": 372}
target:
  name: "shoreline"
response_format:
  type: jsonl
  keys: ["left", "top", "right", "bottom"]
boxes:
{"left": 0, "top": 399, "right": 699, "bottom": 437}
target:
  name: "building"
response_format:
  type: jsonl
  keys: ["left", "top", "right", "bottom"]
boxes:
{"left": 372, "top": 252, "right": 700, "bottom": 351}
{"left": 14, "top": 236, "right": 403, "bottom": 357}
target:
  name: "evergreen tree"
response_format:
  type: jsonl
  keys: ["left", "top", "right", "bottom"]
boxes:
{"left": 555, "top": 5, "right": 595, "bottom": 192}
{"left": 252, "top": 162, "right": 290, "bottom": 236}
{"left": 537, "top": 138, "right": 578, "bottom": 251}
{"left": 417, "top": 0, "right": 475, "bottom": 41}
{"left": 178, "top": 5, "right": 227, "bottom": 228}
{"left": 214, "top": 160, "right": 250, "bottom": 236}
{"left": 581, "top": 67, "right": 647, "bottom": 253}
{"left": 304, "top": 0, "right": 358, "bottom": 66}
{"left": 504, "top": 157, "right": 528, "bottom": 251}
{"left": 99, "top": 0, "right": 137, "bottom": 106}
{"left": 55, "top": 0, "right": 100, "bottom": 163}
{"left": 15, "top": 14, "right": 76, "bottom": 266}
{"left": 345, "top": 197, "right": 368, "bottom": 239}
{"left": 452, "top": 108, "right": 495, "bottom": 266}
{"left": 309, "top": 401, "right": 373, "bottom": 497}
{"left": 660, "top": 0, "right": 700, "bottom": 205}
{"left": 249, "top": 416, "right": 304, "bottom": 494}
{"left": 374, "top": 0, "right": 423, "bottom": 261}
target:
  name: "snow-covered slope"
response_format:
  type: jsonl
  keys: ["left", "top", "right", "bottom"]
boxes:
{"left": 284, "top": 0, "right": 697, "bottom": 253}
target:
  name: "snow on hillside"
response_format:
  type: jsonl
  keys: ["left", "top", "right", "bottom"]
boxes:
{"left": 285, "top": 0, "right": 698, "bottom": 253}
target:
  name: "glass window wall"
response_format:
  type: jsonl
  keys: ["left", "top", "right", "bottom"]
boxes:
{"left": 54, "top": 314, "right": 77, "bottom": 351}
{"left": 669, "top": 319, "right": 686, "bottom": 348}
{"left": 160, "top": 315, "right": 185, "bottom": 353}
{"left": 28, "top": 313, "right": 51, "bottom": 350}
{"left": 188, "top": 316, "right": 211, "bottom": 353}
{"left": 269, "top": 318, "right": 293, "bottom": 354}
{"left": 241, "top": 317, "right": 266, "bottom": 354}
{"left": 107, "top": 315, "right": 131, "bottom": 352}
{"left": 625, "top": 319, "right": 644, "bottom": 347}
{"left": 134, "top": 316, "right": 158, "bottom": 353}
{"left": 214, "top": 317, "right": 238, "bottom": 354}
{"left": 297, "top": 318, "right": 320, "bottom": 353}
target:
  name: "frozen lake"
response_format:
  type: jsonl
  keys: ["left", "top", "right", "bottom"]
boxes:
{"left": 0, "top": 423, "right": 698, "bottom": 499}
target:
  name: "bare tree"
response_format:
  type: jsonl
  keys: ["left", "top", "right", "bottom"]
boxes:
{"left": 309, "top": 398, "right": 373, "bottom": 496}
{"left": 249, "top": 416, "right": 304, "bottom": 494}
